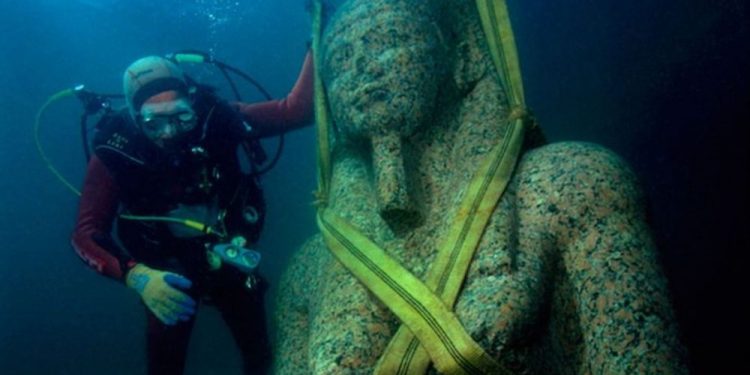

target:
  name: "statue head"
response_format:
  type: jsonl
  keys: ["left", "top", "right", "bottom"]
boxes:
{"left": 320, "top": 0, "right": 504, "bottom": 233}
{"left": 321, "top": 0, "right": 443, "bottom": 138}
{"left": 320, "top": 0, "right": 442, "bottom": 229}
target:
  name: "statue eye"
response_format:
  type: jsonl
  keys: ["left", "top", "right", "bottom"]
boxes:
{"left": 327, "top": 43, "right": 354, "bottom": 71}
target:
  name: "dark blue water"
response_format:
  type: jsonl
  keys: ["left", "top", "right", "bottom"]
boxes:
{"left": 0, "top": 1, "right": 747, "bottom": 374}
{"left": 0, "top": 1, "right": 317, "bottom": 374}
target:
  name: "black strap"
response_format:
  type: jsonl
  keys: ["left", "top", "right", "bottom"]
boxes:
{"left": 131, "top": 77, "right": 188, "bottom": 111}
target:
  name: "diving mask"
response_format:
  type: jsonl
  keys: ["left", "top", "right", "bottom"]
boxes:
{"left": 138, "top": 97, "right": 198, "bottom": 145}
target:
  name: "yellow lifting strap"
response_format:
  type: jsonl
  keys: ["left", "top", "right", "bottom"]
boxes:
{"left": 476, "top": 0, "right": 526, "bottom": 108}
{"left": 374, "top": 118, "right": 524, "bottom": 375}
{"left": 376, "top": 1, "right": 529, "bottom": 373}
{"left": 311, "top": 0, "right": 529, "bottom": 373}
{"left": 312, "top": 0, "right": 332, "bottom": 206}
{"left": 318, "top": 209, "right": 506, "bottom": 375}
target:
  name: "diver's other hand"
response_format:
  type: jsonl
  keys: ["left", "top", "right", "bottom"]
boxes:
{"left": 125, "top": 263, "right": 197, "bottom": 325}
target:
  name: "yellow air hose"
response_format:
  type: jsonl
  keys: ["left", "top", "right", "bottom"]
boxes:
{"left": 34, "top": 88, "right": 81, "bottom": 196}
{"left": 34, "top": 88, "right": 222, "bottom": 237}
{"left": 119, "top": 214, "right": 226, "bottom": 238}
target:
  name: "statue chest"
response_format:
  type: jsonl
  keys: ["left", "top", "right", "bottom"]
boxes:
{"left": 306, "top": 195, "right": 551, "bottom": 373}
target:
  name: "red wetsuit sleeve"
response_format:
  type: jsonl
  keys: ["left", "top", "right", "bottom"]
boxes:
{"left": 71, "top": 156, "right": 135, "bottom": 281}
{"left": 233, "top": 51, "right": 314, "bottom": 137}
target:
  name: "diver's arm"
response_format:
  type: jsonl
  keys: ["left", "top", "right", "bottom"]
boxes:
{"left": 233, "top": 51, "right": 314, "bottom": 138}
{"left": 71, "top": 156, "right": 136, "bottom": 281}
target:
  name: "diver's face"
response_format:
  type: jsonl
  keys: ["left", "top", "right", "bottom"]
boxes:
{"left": 322, "top": 0, "right": 441, "bottom": 139}
{"left": 138, "top": 92, "right": 197, "bottom": 149}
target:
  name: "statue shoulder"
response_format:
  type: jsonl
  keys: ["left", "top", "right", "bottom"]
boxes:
{"left": 514, "top": 141, "right": 647, "bottom": 237}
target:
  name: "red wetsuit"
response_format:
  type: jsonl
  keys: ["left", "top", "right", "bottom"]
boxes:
{"left": 70, "top": 52, "right": 313, "bottom": 375}
{"left": 71, "top": 52, "right": 313, "bottom": 280}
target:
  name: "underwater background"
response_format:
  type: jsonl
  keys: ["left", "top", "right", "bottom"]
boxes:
{"left": 0, "top": 0, "right": 746, "bottom": 374}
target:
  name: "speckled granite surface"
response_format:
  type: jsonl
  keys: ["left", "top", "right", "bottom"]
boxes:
{"left": 274, "top": 1, "right": 686, "bottom": 373}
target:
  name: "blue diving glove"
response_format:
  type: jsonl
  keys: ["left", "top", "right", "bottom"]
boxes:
{"left": 125, "top": 264, "right": 197, "bottom": 325}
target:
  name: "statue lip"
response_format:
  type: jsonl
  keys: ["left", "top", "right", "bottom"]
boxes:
{"left": 357, "top": 82, "right": 386, "bottom": 96}
{"left": 352, "top": 83, "right": 389, "bottom": 107}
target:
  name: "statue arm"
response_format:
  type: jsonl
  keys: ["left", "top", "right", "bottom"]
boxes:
{"left": 273, "top": 238, "right": 318, "bottom": 374}
{"left": 549, "top": 143, "right": 686, "bottom": 374}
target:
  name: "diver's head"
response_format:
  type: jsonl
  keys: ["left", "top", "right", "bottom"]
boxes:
{"left": 123, "top": 56, "right": 198, "bottom": 149}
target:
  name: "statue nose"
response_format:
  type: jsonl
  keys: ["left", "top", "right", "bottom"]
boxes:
{"left": 371, "top": 133, "right": 421, "bottom": 231}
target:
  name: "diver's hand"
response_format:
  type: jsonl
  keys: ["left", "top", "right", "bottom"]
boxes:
{"left": 125, "top": 263, "right": 197, "bottom": 325}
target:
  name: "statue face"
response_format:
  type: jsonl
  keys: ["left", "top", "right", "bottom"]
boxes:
{"left": 322, "top": 0, "right": 441, "bottom": 140}
{"left": 321, "top": 0, "right": 443, "bottom": 230}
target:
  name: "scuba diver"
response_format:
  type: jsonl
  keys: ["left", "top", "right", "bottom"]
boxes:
{"left": 70, "top": 52, "right": 313, "bottom": 375}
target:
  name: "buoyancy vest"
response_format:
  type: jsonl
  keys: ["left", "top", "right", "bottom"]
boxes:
{"left": 92, "top": 88, "right": 266, "bottom": 265}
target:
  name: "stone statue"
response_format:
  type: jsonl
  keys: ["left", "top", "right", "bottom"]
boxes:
{"left": 275, "top": 0, "right": 686, "bottom": 373}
